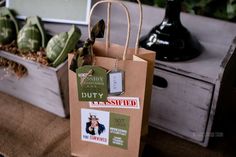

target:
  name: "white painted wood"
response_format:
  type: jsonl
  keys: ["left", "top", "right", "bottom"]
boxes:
{"left": 149, "top": 39, "right": 236, "bottom": 147}
{"left": 0, "top": 1, "right": 234, "bottom": 146}
{"left": 0, "top": 50, "right": 69, "bottom": 117}
{"left": 150, "top": 69, "right": 214, "bottom": 142}
{"left": 202, "top": 38, "right": 236, "bottom": 146}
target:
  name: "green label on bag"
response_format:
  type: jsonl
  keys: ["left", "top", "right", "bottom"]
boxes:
{"left": 76, "top": 65, "right": 108, "bottom": 101}
{"left": 109, "top": 113, "right": 130, "bottom": 149}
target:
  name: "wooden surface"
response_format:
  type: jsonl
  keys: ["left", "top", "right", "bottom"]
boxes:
{"left": 150, "top": 69, "right": 214, "bottom": 142}
{"left": 151, "top": 38, "right": 236, "bottom": 147}
{"left": 1, "top": 0, "right": 236, "bottom": 146}
{"left": 0, "top": 91, "right": 70, "bottom": 157}
{"left": 0, "top": 50, "right": 69, "bottom": 117}
{"left": 1, "top": 90, "right": 236, "bottom": 157}
{"left": 1, "top": 0, "right": 236, "bottom": 155}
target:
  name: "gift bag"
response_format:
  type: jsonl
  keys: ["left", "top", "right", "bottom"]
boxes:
{"left": 68, "top": 0, "right": 155, "bottom": 157}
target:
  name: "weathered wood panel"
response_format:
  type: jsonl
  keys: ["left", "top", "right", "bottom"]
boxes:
{"left": 0, "top": 1, "right": 234, "bottom": 146}
{"left": 0, "top": 50, "right": 69, "bottom": 117}
{"left": 202, "top": 38, "right": 236, "bottom": 146}
{"left": 150, "top": 69, "right": 214, "bottom": 142}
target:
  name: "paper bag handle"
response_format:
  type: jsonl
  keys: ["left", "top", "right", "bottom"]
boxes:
{"left": 105, "top": 0, "right": 143, "bottom": 55}
{"left": 88, "top": 0, "right": 131, "bottom": 60}
{"left": 135, "top": 0, "right": 142, "bottom": 55}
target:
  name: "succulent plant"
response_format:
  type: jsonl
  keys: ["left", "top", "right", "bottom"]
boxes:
{"left": 0, "top": 7, "right": 19, "bottom": 45}
{"left": 17, "top": 16, "right": 46, "bottom": 52}
{"left": 46, "top": 25, "right": 81, "bottom": 67}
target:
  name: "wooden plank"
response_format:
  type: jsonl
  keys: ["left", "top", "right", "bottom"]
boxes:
{"left": 0, "top": 1, "right": 234, "bottom": 146}
{"left": 0, "top": 50, "right": 69, "bottom": 117}
{"left": 149, "top": 69, "right": 214, "bottom": 142}
{"left": 57, "top": 60, "right": 69, "bottom": 117}
{"left": 202, "top": 38, "right": 236, "bottom": 146}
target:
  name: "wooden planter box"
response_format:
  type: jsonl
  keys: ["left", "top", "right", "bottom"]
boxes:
{"left": 0, "top": 50, "right": 69, "bottom": 117}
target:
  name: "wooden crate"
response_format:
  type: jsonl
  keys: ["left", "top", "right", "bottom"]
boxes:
{"left": 150, "top": 37, "right": 236, "bottom": 147}
{"left": 0, "top": 50, "right": 69, "bottom": 117}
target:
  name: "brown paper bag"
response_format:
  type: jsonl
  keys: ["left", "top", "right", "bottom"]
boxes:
{"left": 69, "top": 0, "right": 155, "bottom": 157}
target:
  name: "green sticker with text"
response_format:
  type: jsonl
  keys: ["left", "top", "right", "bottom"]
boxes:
{"left": 76, "top": 65, "right": 108, "bottom": 101}
{"left": 109, "top": 113, "right": 130, "bottom": 149}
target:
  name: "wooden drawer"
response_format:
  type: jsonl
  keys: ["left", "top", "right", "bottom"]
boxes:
{"left": 150, "top": 68, "right": 214, "bottom": 142}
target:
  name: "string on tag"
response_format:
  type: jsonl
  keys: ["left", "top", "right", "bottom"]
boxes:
{"left": 107, "top": 58, "right": 119, "bottom": 74}
{"left": 92, "top": 55, "right": 96, "bottom": 66}
{"left": 114, "top": 58, "right": 118, "bottom": 71}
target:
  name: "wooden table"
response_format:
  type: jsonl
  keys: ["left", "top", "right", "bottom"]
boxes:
{"left": 1, "top": 1, "right": 236, "bottom": 147}
{"left": 69, "top": 2, "right": 236, "bottom": 147}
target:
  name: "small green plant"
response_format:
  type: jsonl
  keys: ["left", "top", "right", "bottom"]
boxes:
{"left": 128, "top": 0, "right": 236, "bottom": 22}
{"left": 180, "top": 0, "right": 236, "bottom": 21}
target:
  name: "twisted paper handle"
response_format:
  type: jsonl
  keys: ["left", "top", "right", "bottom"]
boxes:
{"left": 88, "top": 0, "right": 143, "bottom": 60}
{"left": 88, "top": 0, "right": 131, "bottom": 60}
{"left": 106, "top": 0, "right": 143, "bottom": 55}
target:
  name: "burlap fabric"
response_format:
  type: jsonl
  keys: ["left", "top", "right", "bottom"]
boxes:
{"left": 0, "top": 92, "right": 70, "bottom": 157}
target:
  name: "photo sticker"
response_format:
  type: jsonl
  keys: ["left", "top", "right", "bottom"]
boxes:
{"left": 81, "top": 109, "right": 110, "bottom": 145}
{"left": 81, "top": 109, "right": 130, "bottom": 149}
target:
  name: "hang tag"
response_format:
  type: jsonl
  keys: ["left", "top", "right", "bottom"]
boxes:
{"left": 76, "top": 65, "right": 108, "bottom": 101}
{"left": 108, "top": 70, "right": 125, "bottom": 95}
